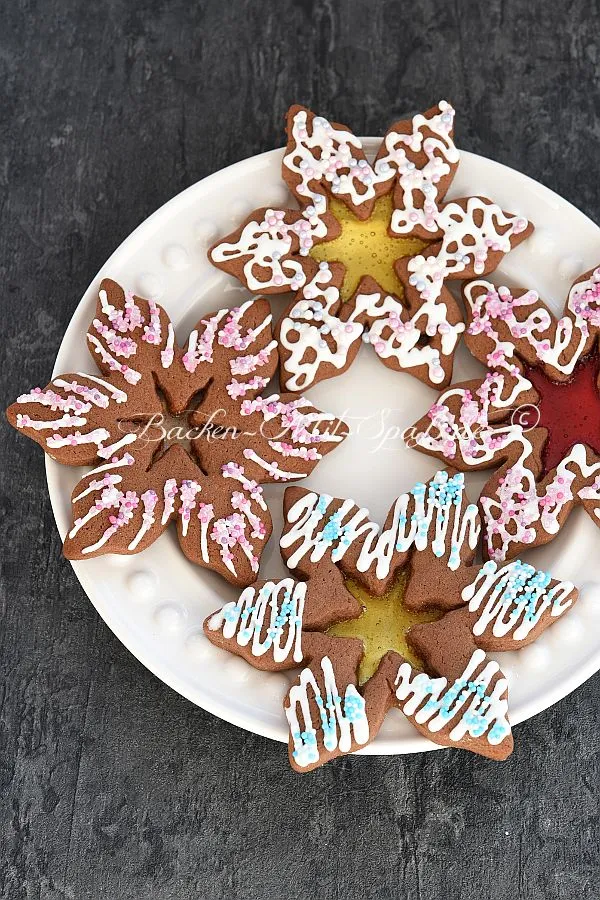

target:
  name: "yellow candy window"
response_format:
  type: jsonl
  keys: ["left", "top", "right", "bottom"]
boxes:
{"left": 328, "top": 572, "right": 442, "bottom": 683}
{"left": 309, "top": 195, "right": 431, "bottom": 301}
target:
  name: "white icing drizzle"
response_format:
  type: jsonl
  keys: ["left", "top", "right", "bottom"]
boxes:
{"left": 481, "top": 444, "right": 600, "bottom": 559}
{"left": 358, "top": 289, "right": 463, "bottom": 384}
{"left": 230, "top": 339, "right": 278, "bottom": 376}
{"left": 183, "top": 310, "right": 225, "bottom": 372}
{"left": 416, "top": 392, "right": 600, "bottom": 558}
{"left": 210, "top": 207, "right": 325, "bottom": 292}
{"left": 71, "top": 451, "right": 135, "bottom": 503}
{"left": 128, "top": 490, "right": 159, "bottom": 550}
{"left": 179, "top": 479, "right": 202, "bottom": 537}
{"left": 72, "top": 473, "right": 122, "bottom": 503}
{"left": 285, "top": 656, "right": 369, "bottom": 768}
{"left": 284, "top": 108, "right": 389, "bottom": 209}
{"left": 242, "top": 448, "right": 307, "bottom": 481}
{"left": 162, "top": 478, "right": 178, "bottom": 524}
{"left": 68, "top": 499, "right": 103, "bottom": 538}
{"left": 161, "top": 323, "right": 175, "bottom": 368}
{"left": 70, "top": 483, "right": 138, "bottom": 550}
{"left": 380, "top": 101, "right": 458, "bottom": 234}
{"left": 17, "top": 412, "right": 87, "bottom": 431}
{"left": 198, "top": 504, "right": 214, "bottom": 562}
{"left": 279, "top": 264, "right": 364, "bottom": 391}
{"left": 395, "top": 648, "right": 511, "bottom": 745}
{"left": 462, "top": 559, "right": 575, "bottom": 641}
{"left": 407, "top": 198, "right": 528, "bottom": 304}
{"left": 226, "top": 376, "right": 270, "bottom": 399}
{"left": 87, "top": 333, "right": 142, "bottom": 385}
{"left": 268, "top": 440, "right": 321, "bottom": 460}
{"left": 98, "top": 433, "right": 137, "bottom": 459}
{"left": 221, "top": 462, "right": 267, "bottom": 510}
{"left": 279, "top": 262, "right": 464, "bottom": 391}
{"left": 183, "top": 303, "right": 272, "bottom": 374}
{"left": 75, "top": 372, "right": 128, "bottom": 403}
{"left": 46, "top": 427, "right": 111, "bottom": 450}
{"left": 283, "top": 102, "right": 455, "bottom": 219}
{"left": 465, "top": 277, "right": 600, "bottom": 379}
{"left": 240, "top": 394, "right": 344, "bottom": 443}
{"left": 53, "top": 380, "right": 109, "bottom": 408}
{"left": 16, "top": 387, "right": 92, "bottom": 413}
{"left": 281, "top": 471, "right": 479, "bottom": 575}
{"left": 208, "top": 578, "right": 306, "bottom": 664}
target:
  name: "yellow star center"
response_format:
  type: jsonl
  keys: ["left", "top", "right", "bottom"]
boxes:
{"left": 309, "top": 194, "right": 431, "bottom": 302}
{"left": 328, "top": 572, "right": 442, "bottom": 683}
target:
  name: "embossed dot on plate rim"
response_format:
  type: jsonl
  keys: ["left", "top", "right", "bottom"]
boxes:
{"left": 224, "top": 656, "right": 251, "bottom": 683}
{"left": 185, "top": 630, "right": 217, "bottom": 659}
{"left": 137, "top": 271, "right": 164, "bottom": 299}
{"left": 522, "top": 642, "right": 551, "bottom": 670}
{"left": 558, "top": 255, "right": 584, "bottom": 280}
{"left": 162, "top": 243, "right": 190, "bottom": 270}
{"left": 528, "top": 226, "right": 556, "bottom": 257}
{"left": 194, "top": 219, "right": 218, "bottom": 244}
{"left": 127, "top": 569, "right": 158, "bottom": 600}
{"left": 154, "top": 601, "right": 187, "bottom": 631}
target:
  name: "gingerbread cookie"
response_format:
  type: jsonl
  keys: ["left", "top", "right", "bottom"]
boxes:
{"left": 7, "top": 279, "right": 347, "bottom": 585}
{"left": 410, "top": 266, "right": 600, "bottom": 561}
{"left": 209, "top": 102, "right": 533, "bottom": 392}
{"left": 204, "top": 470, "right": 577, "bottom": 771}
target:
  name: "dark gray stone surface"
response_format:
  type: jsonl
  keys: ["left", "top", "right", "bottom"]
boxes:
{"left": 2, "top": 1, "right": 600, "bottom": 897}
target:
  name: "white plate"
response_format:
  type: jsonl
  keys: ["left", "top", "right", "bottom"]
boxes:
{"left": 46, "top": 141, "right": 600, "bottom": 755}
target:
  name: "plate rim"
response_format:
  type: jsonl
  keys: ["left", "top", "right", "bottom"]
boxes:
{"left": 43, "top": 140, "right": 600, "bottom": 755}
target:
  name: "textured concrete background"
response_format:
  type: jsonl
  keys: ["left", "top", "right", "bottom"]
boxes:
{"left": 2, "top": 2, "right": 600, "bottom": 898}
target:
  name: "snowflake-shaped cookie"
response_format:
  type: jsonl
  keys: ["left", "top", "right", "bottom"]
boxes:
{"left": 204, "top": 470, "right": 577, "bottom": 770}
{"left": 209, "top": 102, "right": 533, "bottom": 392}
{"left": 410, "top": 266, "right": 600, "bottom": 561}
{"left": 7, "top": 279, "right": 347, "bottom": 586}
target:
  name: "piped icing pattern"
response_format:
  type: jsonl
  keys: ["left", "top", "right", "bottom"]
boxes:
{"left": 411, "top": 268, "right": 600, "bottom": 561}
{"left": 204, "top": 470, "right": 579, "bottom": 771}
{"left": 278, "top": 262, "right": 464, "bottom": 391}
{"left": 280, "top": 470, "right": 480, "bottom": 575}
{"left": 286, "top": 656, "right": 370, "bottom": 768}
{"left": 7, "top": 279, "right": 347, "bottom": 585}
{"left": 210, "top": 102, "right": 532, "bottom": 391}
{"left": 207, "top": 579, "right": 306, "bottom": 664}
{"left": 462, "top": 559, "right": 575, "bottom": 642}
{"left": 394, "top": 649, "right": 510, "bottom": 744}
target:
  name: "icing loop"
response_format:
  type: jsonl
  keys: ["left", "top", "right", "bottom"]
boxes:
{"left": 286, "top": 656, "right": 369, "bottom": 768}
{"left": 208, "top": 579, "right": 306, "bottom": 664}
{"left": 284, "top": 108, "right": 387, "bottom": 210}
{"left": 407, "top": 199, "right": 529, "bottom": 304}
{"left": 279, "top": 264, "right": 364, "bottom": 391}
{"left": 278, "top": 263, "right": 464, "bottom": 391}
{"left": 395, "top": 649, "right": 511, "bottom": 745}
{"left": 281, "top": 471, "right": 480, "bottom": 575}
{"left": 210, "top": 102, "right": 531, "bottom": 392}
{"left": 462, "top": 559, "right": 575, "bottom": 640}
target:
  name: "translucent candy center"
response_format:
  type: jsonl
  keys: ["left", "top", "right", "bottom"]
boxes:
{"left": 328, "top": 572, "right": 442, "bottom": 683}
{"left": 309, "top": 194, "right": 431, "bottom": 301}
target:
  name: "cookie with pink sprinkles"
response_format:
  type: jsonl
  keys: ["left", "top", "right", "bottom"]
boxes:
{"left": 6, "top": 278, "right": 348, "bottom": 586}
{"left": 409, "top": 265, "right": 600, "bottom": 562}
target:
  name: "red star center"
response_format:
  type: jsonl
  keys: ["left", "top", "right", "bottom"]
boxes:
{"left": 526, "top": 351, "right": 600, "bottom": 476}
